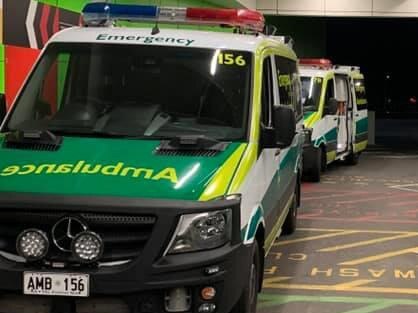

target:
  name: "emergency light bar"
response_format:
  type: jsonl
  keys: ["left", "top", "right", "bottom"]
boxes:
{"left": 82, "top": 2, "right": 265, "bottom": 32}
{"left": 300, "top": 58, "right": 333, "bottom": 69}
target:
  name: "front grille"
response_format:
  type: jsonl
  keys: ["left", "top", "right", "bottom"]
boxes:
{"left": 3, "top": 141, "right": 61, "bottom": 151}
{"left": 0, "top": 211, "right": 156, "bottom": 264}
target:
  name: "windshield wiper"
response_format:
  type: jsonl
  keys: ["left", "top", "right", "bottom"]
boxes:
{"left": 144, "top": 112, "right": 172, "bottom": 136}
{"left": 4, "top": 129, "right": 63, "bottom": 150}
{"left": 47, "top": 127, "right": 130, "bottom": 139}
{"left": 159, "top": 135, "right": 229, "bottom": 152}
{"left": 304, "top": 106, "right": 317, "bottom": 112}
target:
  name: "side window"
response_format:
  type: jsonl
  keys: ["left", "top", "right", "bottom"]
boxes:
{"left": 335, "top": 75, "right": 350, "bottom": 115}
{"left": 261, "top": 57, "right": 274, "bottom": 128}
{"left": 323, "top": 78, "right": 335, "bottom": 115}
{"left": 275, "top": 56, "right": 302, "bottom": 120}
{"left": 292, "top": 71, "right": 303, "bottom": 120}
{"left": 354, "top": 78, "right": 368, "bottom": 110}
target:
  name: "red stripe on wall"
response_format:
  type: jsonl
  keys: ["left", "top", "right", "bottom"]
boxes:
{"left": 53, "top": 8, "right": 60, "bottom": 34}
{"left": 40, "top": 5, "right": 51, "bottom": 46}
{"left": 5, "top": 45, "right": 40, "bottom": 109}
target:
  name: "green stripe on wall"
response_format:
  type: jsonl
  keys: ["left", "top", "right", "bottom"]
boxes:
{"left": 0, "top": 44, "right": 4, "bottom": 94}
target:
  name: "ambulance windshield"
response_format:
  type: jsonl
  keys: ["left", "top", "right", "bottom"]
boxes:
{"left": 7, "top": 43, "right": 252, "bottom": 141}
{"left": 301, "top": 76, "right": 322, "bottom": 112}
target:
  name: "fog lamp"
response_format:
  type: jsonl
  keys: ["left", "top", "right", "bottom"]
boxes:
{"left": 16, "top": 229, "right": 49, "bottom": 261}
{"left": 164, "top": 288, "right": 191, "bottom": 312}
{"left": 72, "top": 231, "right": 103, "bottom": 263}
{"left": 201, "top": 287, "right": 216, "bottom": 300}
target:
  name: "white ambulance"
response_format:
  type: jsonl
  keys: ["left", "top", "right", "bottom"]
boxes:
{"left": 0, "top": 3, "right": 304, "bottom": 313}
{"left": 300, "top": 59, "right": 368, "bottom": 181}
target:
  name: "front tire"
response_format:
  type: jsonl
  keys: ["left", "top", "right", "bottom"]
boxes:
{"left": 231, "top": 241, "right": 260, "bottom": 313}
{"left": 308, "top": 147, "right": 322, "bottom": 182}
{"left": 345, "top": 152, "right": 360, "bottom": 165}
{"left": 282, "top": 182, "right": 299, "bottom": 235}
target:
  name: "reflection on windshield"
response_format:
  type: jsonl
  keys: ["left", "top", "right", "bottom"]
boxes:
{"left": 301, "top": 76, "right": 322, "bottom": 112}
{"left": 7, "top": 43, "right": 252, "bottom": 141}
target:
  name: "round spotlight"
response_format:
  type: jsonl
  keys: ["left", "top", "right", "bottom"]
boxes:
{"left": 16, "top": 229, "right": 49, "bottom": 261}
{"left": 72, "top": 231, "right": 103, "bottom": 263}
{"left": 201, "top": 287, "right": 216, "bottom": 300}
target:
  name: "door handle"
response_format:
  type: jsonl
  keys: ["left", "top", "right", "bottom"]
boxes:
{"left": 333, "top": 118, "right": 338, "bottom": 121}
{"left": 275, "top": 149, "right": 281, "bottom": 156}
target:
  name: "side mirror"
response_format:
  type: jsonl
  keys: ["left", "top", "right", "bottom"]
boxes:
{"left": 325, "top": 98, "right": 338, "bottom": 115}
{"left": 274, "top": 106, "right": 296, "bottom": 148}
{"left": 0, "top": 94, "right": 6, "bottom": 123}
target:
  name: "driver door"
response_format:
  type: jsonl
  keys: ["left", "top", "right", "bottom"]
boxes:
{"left": 314, "top": 78, "right": 338, "bottom": 156}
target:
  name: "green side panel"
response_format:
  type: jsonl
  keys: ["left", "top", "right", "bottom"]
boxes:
{"left": 0, "top": 44, "right": 4, "bottom": 94}
{"left": 324, "top": 128, "right": 337, "bottom": 142}
{"left": 314, "top": 128, "right": 337, "bottom": 147}
{"left": 0, "top": 137, "right": 242, "bottom": 201}
{"left": 246, "top": 206, "right": 262, "bottom": 240}
{"left": 303, "top": 112, "right": 314, "bottom": 120}
{"left": 37, "top": 0, "right": 242, "bottom": 14}
{"left": 356, "top": 117, "right": 368, "bottom": 134}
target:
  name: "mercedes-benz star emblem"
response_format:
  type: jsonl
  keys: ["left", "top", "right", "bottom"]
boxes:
{"left": 52, "top": 217, "right": 88, "bottom": 252}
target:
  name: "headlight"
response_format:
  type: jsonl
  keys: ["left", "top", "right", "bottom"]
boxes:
{"left": 166, "top": 209, "right": 232, "bottom": 255}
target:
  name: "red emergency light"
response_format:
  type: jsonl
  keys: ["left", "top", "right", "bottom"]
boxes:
{"left": 300, "top": 58, "right": 333, "bottom": 69}
{"left": 186, "top": 8, "right": 265, "bottom": 32}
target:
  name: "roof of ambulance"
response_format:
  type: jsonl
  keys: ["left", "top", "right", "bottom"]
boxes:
{"left": 300, "top": 66, "right": 363, "bottom": 78}
{"left": 50, "top": 26, "right": 296, "bottom": 55}
{"left": 299, "top": 66, "right": 333, "bottom": 78}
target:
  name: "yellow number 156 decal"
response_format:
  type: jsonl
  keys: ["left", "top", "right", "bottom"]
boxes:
{"left": 218, "top": 53, "right": 247, "bottom": 66}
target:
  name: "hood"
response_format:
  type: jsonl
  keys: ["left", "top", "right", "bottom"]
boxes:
{"left": 0, "top": 137, "right": 245, "bottom": 201}
{"left": 304, "top": 111, "right": 319, "bottom": 128}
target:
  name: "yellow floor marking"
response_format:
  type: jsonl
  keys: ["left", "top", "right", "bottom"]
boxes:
{"left": 274, "top": 230, "right": 359, "bottom": 246}
{"left": 263, "top": 277, "right": 418, "bottom": 295}
{"left": 297, "top": 228, "right": 348, "bottom": 232}
{"left": 263, "top": 277, "right": 375, "bottom": 291}
{"left": 298, "top": 228, "right": 418, "bottom": 235}
{"left": 339, "top": 246, "right": 418, "bottom": 266}
{"left": 333, "top": 280, "right": 377, "bottom": 290}
{"left": 265, "top": 276, "right": 292, "bottom": 282}
{"left": 319, "top": 233, "right": 418, "bottom": 252}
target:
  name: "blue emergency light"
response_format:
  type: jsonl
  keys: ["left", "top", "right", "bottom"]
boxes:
{"left": 83, "top": 3, "right": 159, "bottom": 25}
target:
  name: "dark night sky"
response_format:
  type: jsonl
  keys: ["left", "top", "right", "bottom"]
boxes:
{"left": 326, "top": 17, "right": 418, "bottom": 114}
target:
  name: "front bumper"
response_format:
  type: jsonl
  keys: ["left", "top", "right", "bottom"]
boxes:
{"left": 0, "top": 192, "right": 251, "bottom": 313}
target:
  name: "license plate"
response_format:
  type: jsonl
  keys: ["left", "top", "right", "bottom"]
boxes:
{"left": 23, "top": 272, "right": 89, "bottom": 297}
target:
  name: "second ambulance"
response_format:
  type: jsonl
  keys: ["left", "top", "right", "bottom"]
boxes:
{"left": 300, "top": 59, "right": 368, "bottom": 181}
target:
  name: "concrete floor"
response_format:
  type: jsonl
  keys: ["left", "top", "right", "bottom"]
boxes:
{"left": 259, "top": 146, "right": 418, "bottom": 313}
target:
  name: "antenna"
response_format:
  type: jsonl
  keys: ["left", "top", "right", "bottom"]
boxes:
{"left": 151, "top": 0, "right": 162, "bottom": 35}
